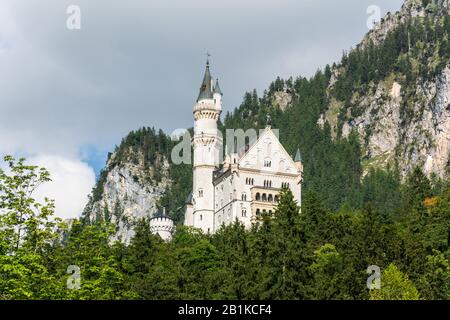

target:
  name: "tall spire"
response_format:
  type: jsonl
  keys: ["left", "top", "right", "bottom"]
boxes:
{"left": 213, "top": 78, "right": 223, "bottom": 96}
{"left": 197, "top": 59, "right": 214, "bottom": 102}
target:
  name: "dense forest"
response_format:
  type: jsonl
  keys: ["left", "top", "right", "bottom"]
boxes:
{"left": 0, "top": 155, "right": 449, "bottom": 299}
{"left": 1, "top": 5, "right": 450, "bottom": 300}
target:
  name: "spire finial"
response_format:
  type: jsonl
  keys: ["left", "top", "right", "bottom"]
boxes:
{"left": 206, "top": 52, "right": 211, "bottom": 67}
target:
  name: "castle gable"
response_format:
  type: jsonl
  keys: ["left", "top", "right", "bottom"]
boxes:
{"left": 238, "top": 127, "right": 298, "bottom": 174}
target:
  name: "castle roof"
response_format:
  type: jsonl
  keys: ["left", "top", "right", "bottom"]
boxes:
{"left": 152, "top": 208, "right": 172, "bottom": 220}
{"left": 294, "top": 148, "right": 302, "bottom": 162}
{"left": 213, "top": 78, "right": 223, "bottom": 95}
{"left": 185, "top": 191, "right": 193, "bottom": 204}
{"left": 197, "top": 60, "right": 214, "bottom": 102}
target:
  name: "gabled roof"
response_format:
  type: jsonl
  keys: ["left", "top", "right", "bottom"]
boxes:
{"left": 238, "top": 126, "right": 298, "bottom": 170}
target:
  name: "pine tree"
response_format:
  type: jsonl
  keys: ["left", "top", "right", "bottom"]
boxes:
{"left": 370, "top": 264, "right": 420, "bottom": 300}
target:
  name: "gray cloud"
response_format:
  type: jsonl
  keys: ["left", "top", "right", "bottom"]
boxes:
{"left": 1, "top": 0, "right": 403, "bottom": 155}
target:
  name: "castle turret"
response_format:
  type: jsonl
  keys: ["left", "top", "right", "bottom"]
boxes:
{"left": 213, "top": 78, "right": 223, "bottom": 109}
{"left": 294, "top": 148, "right": 303, "bottom": 172}
{"left": 188, "top": 59, "right": 223, "bottom": 234}
{"left": 150, "top": 208, "right": 175, "bottom": 241}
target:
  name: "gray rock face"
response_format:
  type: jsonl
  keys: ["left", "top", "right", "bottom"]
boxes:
{"left": 272, "top": 91, "right": 292, "bottom": 111}
{"left": 83, "top": 150, "right": 171, "bottom": 244}
{"left": 319, "top": 0, "right": 450, "bottom": 178}
{"left": 337, "top": 68, "right": 450, "bottom": 178}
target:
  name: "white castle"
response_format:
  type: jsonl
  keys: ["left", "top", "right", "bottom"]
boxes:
{"left": 184, "top": 60, "right": 303, "bottom": 234}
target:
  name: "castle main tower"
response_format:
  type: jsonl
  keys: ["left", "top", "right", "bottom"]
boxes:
{"left": 190, "top": 59, "right": 223, "bottom": 233}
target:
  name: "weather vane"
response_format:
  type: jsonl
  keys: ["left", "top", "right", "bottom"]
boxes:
{"left": 206, "top": 51, "right": 211, "bottom": 65}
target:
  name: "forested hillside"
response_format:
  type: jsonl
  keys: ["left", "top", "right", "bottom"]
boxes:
{"left": 1, "top": 155, "right": 449, "bottom": 299}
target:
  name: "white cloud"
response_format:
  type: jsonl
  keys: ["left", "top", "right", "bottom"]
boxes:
{"left": 28, "top": 155, "right": 96, "bottom": 220}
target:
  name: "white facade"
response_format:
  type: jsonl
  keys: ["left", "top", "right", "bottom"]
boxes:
{"left": 184, "top": 62, "right": 303, "bottom": 234}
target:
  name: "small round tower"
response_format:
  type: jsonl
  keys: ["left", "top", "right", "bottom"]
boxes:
{"left": 149, "top": 208, "right": 175, "bottom": 241}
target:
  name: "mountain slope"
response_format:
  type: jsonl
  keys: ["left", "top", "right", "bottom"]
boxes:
{"left": 320, "top": 0, "right": 450, "bottom": 178}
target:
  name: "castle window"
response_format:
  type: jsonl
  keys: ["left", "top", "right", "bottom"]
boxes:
{"left": 256, "top": 209, "right": 261, "bottom": 217}
{"left": 274, "top": 195, "right": 279, "bottom": 202}
{"left": 262, "top": 193, "right": 267, "bottom": 202}
{"left": 242, "top": 210, "right": 247, "bottom": 217}
{"left": 200, "top": 214, "right": 203, "bottom": 221}
{"left": 241, "top": 193, "right": 247, "bottom": 201}
{"left": 198, "top": 189, "right": 204, "bottom": 198}
{"left": 256, "top": 193, "right": 261, "bottom": 201}
{"left": 268, "top": 194, "right": 273, "bottom": 202}
{"left": 279, "top": 160, "right": 286, "bottom": 171}
{"left": 264, "top": 159, "right": 272, "bottom": 167}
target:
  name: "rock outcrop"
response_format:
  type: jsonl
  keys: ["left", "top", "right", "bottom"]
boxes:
{"left": 319, "top": 0, "right": 450, "bottom": 178}
{"left": 82, "top": 135, "right": 171, "bottom": 244}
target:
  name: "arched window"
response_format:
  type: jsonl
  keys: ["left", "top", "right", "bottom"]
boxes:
{"left": 256, "top": 209, "right": 261, "bottom": 216}
{"left": 200, "top": 214, "right": 203, "bottom": 221}
{"left": 262, "top": 193, "right": 267, "bottom": 202}
{"left": 274, "top": 195, "right": 279, "bottom": 202}
{"left": 268, "top": 194, "right": 273, "bottom": 202}
{"left": 251, "top": 178, "right": 254, "bottom": 185}
{"left": 241, "top": 193, "right": 247, "bottom": 201}
{"left": 242, "top": 210, "right": 247, "bottom": 217}
{"left": 256, "top": 193, "right": 261, "bottom": 201}
{"left": 198, "top": 189, "right": 204, "bottom": 197}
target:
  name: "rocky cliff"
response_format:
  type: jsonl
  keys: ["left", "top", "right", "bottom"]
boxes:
{"left": 319, "top": 0, "right": 450, "bottom": 178}
{"left": 82, "top": 128, "right": 172, "bottom": 244}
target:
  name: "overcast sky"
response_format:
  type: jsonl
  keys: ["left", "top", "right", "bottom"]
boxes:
{"left": 0, "top": 0, "right": 404, "bottom": 219}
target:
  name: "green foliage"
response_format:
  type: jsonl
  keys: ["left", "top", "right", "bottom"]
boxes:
{"left": 419, "top": 249, "right": 450, "bottom": 300}
{"left": 0, "top": 156, "right": 64, "bottom": 299}
{"left": 2, "top": 155, "right": 450, "bottom": 300}
{"left": 370, "top": 264, "right": 420, "bottom": 300}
